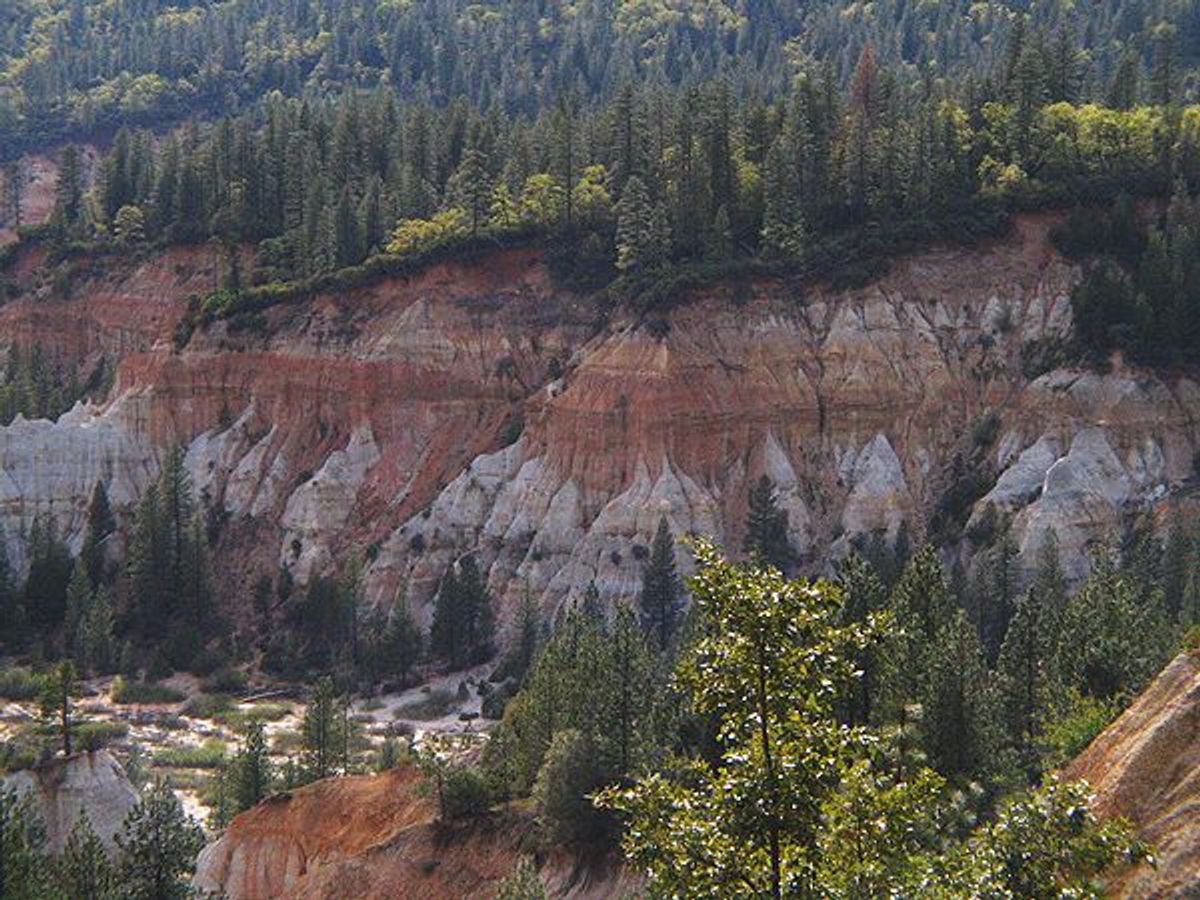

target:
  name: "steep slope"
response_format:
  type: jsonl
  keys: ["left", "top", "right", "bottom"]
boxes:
{"left": 193, "top": 765, "right": 636, "bottom": 899}
{"left": 1066, "top": 650, "right": 1200, "bottom": 899}
{"left": 1, "top": 749, "right": 139, "bottom": 853}
{"left": 0, "top": 215, "right": 1197, "bottom": 630}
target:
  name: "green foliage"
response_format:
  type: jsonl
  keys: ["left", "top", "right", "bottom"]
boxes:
{"left": 54, "top": 814, "right": 114, "bottom": 900}
{"left": 600, "top": 546, "right": 1148, "bottom": 899}
{"left": 640, "top": 517, "right": 681, "bottom": 652}
{"left": 533, "top": 729, "right": 608, "bottom": 845}
{"left": 115, "top": 780, "right": 206, "bottom": 900}
{"left": 0, "top": 787, "right": 50, "bottom": 899}
{"left": 430, "top": 555, "right": 495, "bottom": 670}
{"left": 151, "top": 741, "right": 227, "bottom": 770}
{"left": 111, "top": 678, "right": 186, "bottom": 706}
{"left": 743, "top": 476, "right": 794, "bottom": 573}
{"left": 601, "top": 540, "right": 884, "bottom": 897}
{"left": 1041, "top": 692, "right": 1122, "bottom": 769}
{"left": 495, "top": 857, "right": 547, "bottom": 900}
{"left": 300, "top": 677, "right": 350, "bottom": 783}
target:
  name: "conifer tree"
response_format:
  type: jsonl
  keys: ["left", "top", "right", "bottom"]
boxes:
{"left": 116, "top": 780, "right": 205, "bottom": 900}
{"left": 301, "top": 677, "right": 346, "bottom": 782}
{"left": 55, "top": 814, "right": 113, "bottom": 900}
{"left": 64, "top": 563, "right": 92, "bottom": 657}
{"left": 921, "top": 610, "right": 998, "bottom": 782}
{"left": 743, "top": 475, "right": 793, "bottom": 572}
{"left": 231, "top": 722, "right": 273, "bottom": 813}
{"left": 640, "top": 516, "right": 681, "bottom": 652}
{"left": 972, "top": 530, "right": 1020, "bottom": 665}
{"left": 0, "top": 787, "right": 50, "bottom": 898}
{"left": 996, "top": 587, "right": 1060, "bottom": 777}
{"left": 1161, "top": 510, "right": 1193, "bottom": 622}
{"left": 615, "top": 176, "right": 666, "bottom": 272}
{"left": 449, "top": 146, "right": 492, "bottom": 236}
{"left": 82, "top": 480, "right": 116, "bottom": 587}
{"left": 39, "top": 661, "right": 78, "bottom": 757}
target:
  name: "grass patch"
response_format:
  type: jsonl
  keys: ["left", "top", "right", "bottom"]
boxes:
{"left": 271, "top": 730, "right": 303, "bottom": 754}
{"left": 152, "top": 740, "right": 227, "bottom": 769}
{"left": 393, "top": 690, "right": 455, "bottom": 722}
{"left": 111, "top": 677, "right": 186, "bottom": 705}
{"left": 0, "top": 667, "right": 40, "bottom": 701}
{"left": 76, "top": 720, "right": 131, "bottom": 750}
{"left": 214, "top": 702, "right": 293, "bottom": 730}
{"left": 181, "top": 693, "right": 235, "bottom": 720}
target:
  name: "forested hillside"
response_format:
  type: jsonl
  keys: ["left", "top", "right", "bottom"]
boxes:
{"left": 2, "top": 0, "right": 1199, "bottom": 156}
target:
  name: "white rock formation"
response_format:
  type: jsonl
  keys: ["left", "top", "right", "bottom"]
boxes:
{"left": 0, "top": 401, "right": 157, "bottom": 573}
{"left": 2, "top": 750, "right": 139, "bottom": 854}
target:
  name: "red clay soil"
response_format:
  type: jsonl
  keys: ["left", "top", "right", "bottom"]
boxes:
{"left": 1065, "top": 650, "right": 1200, "bottom": 898}
{"left": 193, "top": 765, "right": 638, "bottom": 899}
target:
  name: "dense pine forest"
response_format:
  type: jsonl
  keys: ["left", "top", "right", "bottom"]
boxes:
{"left": 3, "top": 3, "right": 1200, "bottom": 897}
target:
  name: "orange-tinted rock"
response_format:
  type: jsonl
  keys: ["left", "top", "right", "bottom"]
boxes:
{"left": 193, "top": 766, "right": 635, "bottom": 899}
{"left": 1065, "top": 651, "right": 1200, "bottom": 898}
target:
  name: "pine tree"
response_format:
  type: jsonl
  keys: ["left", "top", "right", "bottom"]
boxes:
{"left": 78, "top": 586, "right": 116, "bottom": 676}
{"left": 127, "top": 483, "right": 166, "bottom": 635}
{"left": 837, "top": 553, "right": 887, "bottom": 725}
{"left": 972, "top": 530, "right": 1020, "bottom": 665}
{"left": 1161, "top": 510, "right": 1192, "bottom": 622}
{"left": 301, "top": 677, "right": 346, "bottom": 782}
{"left": 82, "top": 480, "right": 116, "bottom": 587}
{"left": 55, "top": 813, "right": 114, "bottom": 899}
{"left": 505, "top": 587, "right": 541, "bottom": 685}
{"left": 231, "top": 721, "right": 273, "bottom": 814}
{"left": 615, "top": 176, "right": 664, "bottom": 273}
{"left": 54, "top": 144, "right": 85, "bottom": 237}
{"left": 921, "top": 610, "right": 998, "bottom": 782}
{"left": 760, "top": 141, "right": 806, "bottom": 259}
{"left": 996, "top": 587, "right": 1060, "bottom": 778}
{"left": 0, "top": 787, "right": 50, "bottom": 898}
{"left": 449, "top": 146, "right": 492, "bottom": 236}
{"left": 640, "top": 516, "right": 680, "bottom": 652}
{"left": 743, "top": 475, "right": 793, "bottom": 572}
{"left": 39, "top": 661, "right": 78, "bottom": 757}
{"left": 598, "top": 604, "right": 658, "bottom": 775}
{"left": 116, "top": 780, "right": 205, "bottom": 900}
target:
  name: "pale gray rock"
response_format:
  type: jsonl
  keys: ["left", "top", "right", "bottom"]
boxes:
{"left": 2, "top": 750, "right": 139, "bottom": 854}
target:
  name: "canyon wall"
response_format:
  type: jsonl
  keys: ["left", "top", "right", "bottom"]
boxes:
{"left": 1, "top": 215, "right": 1197, "bottom": 630}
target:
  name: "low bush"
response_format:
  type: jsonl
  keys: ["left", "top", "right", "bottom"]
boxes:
{"left": 395, "top": 690, "right": 455, "bottom": 721}
{"left": 75, "top": 720, "right": 131, "bottom": 751}
{"left": 152, "top": 740, "right": 227, "bottom": 769}
{"left": 443, "top": 767, "right": 494, "bottom": 820}
{"left": 111, "top": 677, "right": 186, "bottom": 705}
{"left": 0, "top": 668, "right": 40, "bottom": 701}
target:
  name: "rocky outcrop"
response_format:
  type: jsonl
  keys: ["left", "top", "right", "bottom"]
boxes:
{"left": 0, "top": 401, "right": 158, "bottom": 574}
{"left": 1, "top": 215, "right": 1197, "bottom": 629}
{"left": 1065, "top": 650, "right": 1200, "bottom": 898}
{"left": 193, "top": 765, "right": 636, "bottom": 899}
{"left": 2, "top": 749, "right": 139, "bottom": 853}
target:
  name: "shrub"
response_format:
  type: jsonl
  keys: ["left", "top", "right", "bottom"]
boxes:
{"left": 75, "top": 720, "right": 130, "bottom": 751}
{"left": 532, "top": 729, "right": 608, "bottom": 844}
{"left": 1183, "top": 626, "right": 1200, "bottom": 653}
{"left": 181, "top": 693, "right": 235, "bottom": 720}
{"left": 152, "top": 740, "right": 228, "bottom": 769}
{"left": 202, "top": 667, "right": 248, "bottom": 695}
{"left": 111, "top": 677, "right": 186, "bottom": 705}
{"left": 442, "top": 767, "right": 493, "bottom": 820}
{"left": 395, "top": 690, "right": 455, "bottom": 721}
{"left": 1042, "top": 692, "right": 1120, "bottom": 768}
{"left": 0, "top": 668, "right": 40, "bottom": 701}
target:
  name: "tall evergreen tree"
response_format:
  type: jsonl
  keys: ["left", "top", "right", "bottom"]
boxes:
{"left": 640, "top": 516, "right": 681, "bottom": 652}
{"left": 116, "top": 781, "right": 205, "bottom": 900}
{"left": 743, "top": 475, "right": 793, "bottom": 572}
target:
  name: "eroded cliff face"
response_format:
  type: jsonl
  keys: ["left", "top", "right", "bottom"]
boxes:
{"left": 193, "top": 765, "right": 637, "bottom": 899}
{"left": 1, "top": 749, "right": 139, "bottom": 854}
{"left": 1065, "top": 650, "right": 1200, "bottom": 899}
{"left": 1, "top": 215, "right": 1197, "bottom": 627}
